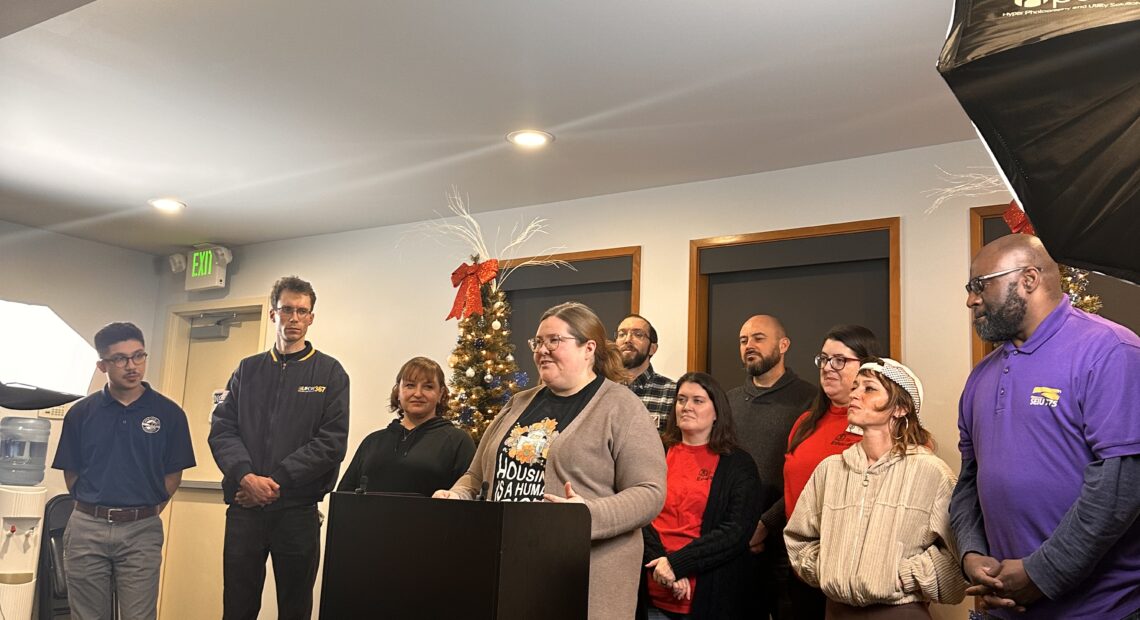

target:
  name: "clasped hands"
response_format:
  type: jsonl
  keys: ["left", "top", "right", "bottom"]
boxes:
{"left": 963, "top": 553, "right": 1044, "bottom": 612}
{"left": 234, "top": 473, "right": 280, "bottom": 508}
{"left": 645, "top": 557, "right": 691, "bottom": 601}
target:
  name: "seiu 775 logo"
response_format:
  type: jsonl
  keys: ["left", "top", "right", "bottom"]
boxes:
{"left": 1029, "top": 386, "right": 1061, "bottom": 407}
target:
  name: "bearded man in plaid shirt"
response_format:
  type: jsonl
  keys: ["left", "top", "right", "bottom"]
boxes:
{"left": 615, "top": 314, "right": 676, "bottom": 431}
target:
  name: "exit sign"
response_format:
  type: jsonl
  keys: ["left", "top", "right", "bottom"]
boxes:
{"left": 191, "top": 249, "right": 213, "bottom": 277}
{"left": 185, "top": 247, "right": 228, "bottom": 291}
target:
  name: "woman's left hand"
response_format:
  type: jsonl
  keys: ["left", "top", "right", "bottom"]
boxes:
{"left": 645, "top": 557, "right": 676, "bottom": 586}
{"left": 671, "top": 577, "right": 691, "bottom": 601}
{"left": 543, "top": 481, "right": 585, "bottom": 504}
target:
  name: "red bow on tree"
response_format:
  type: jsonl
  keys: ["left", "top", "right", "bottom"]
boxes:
{"left": 1002, "top": 201, "right": 1036, "bottom": 235}
{"left": 447, "top": 259, "right": 499, "bottom": 320}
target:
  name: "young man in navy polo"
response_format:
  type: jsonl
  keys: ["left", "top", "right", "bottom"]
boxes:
{"left": 209, "top": 275, "right": 349, "bottom": 620}
{"left": 53, "top": 322, "right": 195, "bottom": 620}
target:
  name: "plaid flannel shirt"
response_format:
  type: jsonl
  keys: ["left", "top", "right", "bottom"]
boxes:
{"left": 628, "top": 364, "right": 677, "bottom": 431}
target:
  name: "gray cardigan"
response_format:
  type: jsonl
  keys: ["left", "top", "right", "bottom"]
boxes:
{"left": 450, "top": 378, "right": 667, "bottom": 620}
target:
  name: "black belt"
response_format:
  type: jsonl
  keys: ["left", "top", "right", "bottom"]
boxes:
{"left": 75, "top": 501, "right": 158, "bottom": 523}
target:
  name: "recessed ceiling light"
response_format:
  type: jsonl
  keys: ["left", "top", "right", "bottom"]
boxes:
{"left": 149, "top": 198, "right": 186, "bottom": 213}
{"left": 506, "top": 129, "right": 554, "bottom": 148}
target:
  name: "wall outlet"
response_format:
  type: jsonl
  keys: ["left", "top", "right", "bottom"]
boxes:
{"left": 38, "top": 405, "right": 68, "bottom": 420}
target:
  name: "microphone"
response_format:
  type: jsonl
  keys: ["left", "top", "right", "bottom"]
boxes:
{"left": 355, "top": 475, "right": 369, "bottom": 494}
{"left": 476, "top": 481, "right": 489, "bottom": 501}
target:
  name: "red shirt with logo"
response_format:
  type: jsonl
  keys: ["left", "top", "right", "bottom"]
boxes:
{"left": 647, "top": 443, "right": 719, "bottom": 614}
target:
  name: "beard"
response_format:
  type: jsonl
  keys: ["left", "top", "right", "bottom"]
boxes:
{"left": 973, "top": 281, "right": 1028, "bottom": 342}
{"left": 744, "top": 349, "right": 780, "bottom": 377}
{"left": 621, "top": 345, "right": 650, "bottom": 370}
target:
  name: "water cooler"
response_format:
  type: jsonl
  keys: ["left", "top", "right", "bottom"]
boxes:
{"left": 0, "top": 416, "right": 52, "bottom": 620}
{"left": 0, "top": 486, "right": 46, "bottom": 619}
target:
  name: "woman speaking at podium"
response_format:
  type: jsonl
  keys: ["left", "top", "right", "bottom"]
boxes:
{"left": 338, "top": 356, "right": 474, "bottom": 496}
{"left": 435, "top": 302, "right": 666, "bottom": 620}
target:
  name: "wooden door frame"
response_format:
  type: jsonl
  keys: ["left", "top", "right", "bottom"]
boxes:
{"left": 969, "top": 204, "right": 1011, "bottom": 366}
{"left": 500, "top": 246, "right": 642, "bottom": 313}
{"left": 687, "top": 218, "right": 901, "bottom": 370}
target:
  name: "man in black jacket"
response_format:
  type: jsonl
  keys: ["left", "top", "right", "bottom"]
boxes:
{"left": 209, "top": 276, "right": 349, "bottom": 620}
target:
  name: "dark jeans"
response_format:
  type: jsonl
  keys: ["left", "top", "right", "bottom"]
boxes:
{"left": 749, "top": 547, "right": 794, "bottom": 619}
{"left": 647, "top": 607, "right": 690, "bottom": 620}
{"left": 222, "top": 504, "right": 320, "bottom": 620}
{"left": 787, "top": 571, "right": 826, "bottom": 619}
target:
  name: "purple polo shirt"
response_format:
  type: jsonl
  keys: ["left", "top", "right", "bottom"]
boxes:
{"left": 959, "top": 299, "right": 1140, "bottom": 619}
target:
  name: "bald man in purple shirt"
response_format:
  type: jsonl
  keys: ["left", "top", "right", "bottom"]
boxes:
{"left": 951, "top": 234, "right": 1140, "bottom": 619}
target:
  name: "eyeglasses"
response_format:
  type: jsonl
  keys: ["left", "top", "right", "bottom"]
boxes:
{"left": 528, "top": 334, "right": 580, "bottom": 352}
{"left": 965, "top": 266, "right": 1032, "bottom": 295}
{"left": 275, "top": 306, "right": 311, "bottom": 318}
{"left": 813, "top": 353, "right": 859, "bottom": 371}
{"left": 615, "top": 328, "right": 649, "bottom": 341}
{"left": 103, "top": 351, "right": 149, "bottom": 368}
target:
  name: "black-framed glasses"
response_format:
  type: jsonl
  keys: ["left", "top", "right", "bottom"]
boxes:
{"left": 103, "top": 351, "right": 148, "bottom": 368}
{"left": 813, "top": 353, "right": 858, "bottom": 371}
{"left": 528, "top": 334, "right": 580, "bottom": 353}
{"left": 965, "top": 266, "right": 1032, "bottom": 295}
{"left": 615, "top": 328, "right": 649, "bottom": 341}
{"left": 275, "top": 306, "right": 311, "bottom": 318}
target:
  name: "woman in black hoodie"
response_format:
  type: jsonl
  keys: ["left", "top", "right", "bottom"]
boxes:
{"left": 337, "top": 357, "right": 475, "bottom": 496}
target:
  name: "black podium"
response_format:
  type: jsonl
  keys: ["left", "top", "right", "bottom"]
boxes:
{"left": 319, "top": 492, "right": 591, "bottom": 619}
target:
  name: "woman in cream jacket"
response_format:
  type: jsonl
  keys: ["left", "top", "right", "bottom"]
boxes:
{"left": 784, "top": 359, "right": 966, "bottom": 619}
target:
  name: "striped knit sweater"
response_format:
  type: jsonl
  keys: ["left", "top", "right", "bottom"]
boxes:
{"left": 784, "top": 442, "right": 967, "bottom": 607}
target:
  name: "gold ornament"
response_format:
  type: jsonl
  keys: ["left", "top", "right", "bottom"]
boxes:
{"left": 1060, "top": 265, "right": 1103, "bottom": 314}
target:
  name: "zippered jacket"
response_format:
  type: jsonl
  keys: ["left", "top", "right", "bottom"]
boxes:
{"left": 784, "top": 443, "right": 966, "bottom": 607}
{"left": 209, "top": 342, "right": 350, "bottom": 509}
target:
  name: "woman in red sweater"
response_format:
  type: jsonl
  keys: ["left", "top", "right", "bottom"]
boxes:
{"left": 641, "top": 372, "right": 761, "bottom": 620}
{"left": 783, "top": 325, "right": 881, "bottom": 618}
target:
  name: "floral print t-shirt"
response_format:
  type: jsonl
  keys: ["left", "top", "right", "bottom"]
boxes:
{"left": 493, "top": 374, "right": 604, "bottom": 501}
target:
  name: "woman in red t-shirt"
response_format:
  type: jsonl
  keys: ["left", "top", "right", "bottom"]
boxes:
{"left": 641, "top": 372, "right": 761, "bottom": 620}
{"left": 783, "top": 325, "right": 881, "bottom": 618}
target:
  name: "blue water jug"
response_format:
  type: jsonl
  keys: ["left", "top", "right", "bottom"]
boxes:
{"left": 0, "top": 417, "right": 51, "bottom": 486}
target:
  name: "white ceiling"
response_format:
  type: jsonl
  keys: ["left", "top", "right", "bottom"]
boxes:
{"left": 0, "top": 1, "right": 975, "bottom": 255}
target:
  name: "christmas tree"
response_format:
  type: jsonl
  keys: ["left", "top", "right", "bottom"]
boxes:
{"left": 444, "top": 257, "right": 528, "bottom": 442}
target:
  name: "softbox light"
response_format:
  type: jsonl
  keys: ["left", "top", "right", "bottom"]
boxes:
{"left": 938, "top": 0, "right": 1140, "bottom": 285}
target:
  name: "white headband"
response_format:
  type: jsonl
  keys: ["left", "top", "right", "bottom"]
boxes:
{"left": 858, "top": 358, "right": 924, "bottom": 419}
